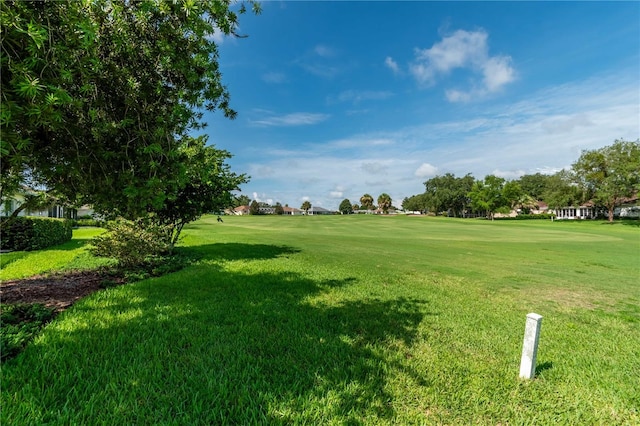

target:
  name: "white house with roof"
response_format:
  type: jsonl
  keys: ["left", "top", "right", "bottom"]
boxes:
{"left": 307, "top": 206, "right": 334, "bottom": 215}
{"left": 283, "top": 206, "right": 303, "bottom": 215}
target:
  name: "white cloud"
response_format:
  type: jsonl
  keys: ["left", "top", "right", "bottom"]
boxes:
{"left": 332, "top": 90, "right": 394, "bottom": 104}
{"left": 330, "top": 191, "right": 343, "bottom": 198}
{"left": 413, "top": 29, "right": 487, "bottom": 79}
{"left": 314, "top": 44, "right": 335, "bottom": 57}
{"left": 414, "top": 163, "right": 439, "bottom": 178}
{"left": 249, "top": 112, "right": 330, "bottom": 127}
{"left": 262, "top": 72, "right": 286, "bottom": 84}
{"left": 361, "top": 162, "right": 389, "bottom": 175}
{"left": 540, "top": 113, "right": 594, "bottom": 134}
{"left": 445, "top": 89, "right": 472, "bottom": 103}
{"left": 328, "top": 137, "right": 394, "bottom": 150}
{"left": 385, "top": 56, "right": 400, "bottom": 74}
{"left": 492, "top": 169, "right": 526, "bottom": 180}
{"left": 482, "top": 56, "right": 516, "bottom": 92}
{"left": 408, "top": 29, "right": 516, "bottom": 101}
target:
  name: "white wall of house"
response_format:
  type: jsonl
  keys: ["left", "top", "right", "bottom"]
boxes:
{"left": 552, "top": 207, "right": 595, "bottom": 220}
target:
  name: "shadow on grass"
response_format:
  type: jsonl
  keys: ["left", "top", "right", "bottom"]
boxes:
{"left": 535, "top": 361, "right": 553, "bottom": 375}
{"left": 2, "top": 243, "right": 428, "bottom": 424}
{"left": 179, "top": 242, "right": 301, "bottom": 262}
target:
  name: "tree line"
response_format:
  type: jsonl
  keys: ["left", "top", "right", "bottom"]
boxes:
{"left": 401, "top": 140, "right": 639, "bottom": 222}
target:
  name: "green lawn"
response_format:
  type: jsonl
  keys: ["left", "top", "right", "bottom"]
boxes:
{"left": 2, "top": 215, "right": 639, "bottom": 424}
{"left": 0, "top": 227, "right": 110, "bottom": 281}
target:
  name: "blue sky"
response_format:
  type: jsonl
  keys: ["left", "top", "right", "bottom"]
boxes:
{"left": 203, "top": 1, "right": 639, "bottom": 210}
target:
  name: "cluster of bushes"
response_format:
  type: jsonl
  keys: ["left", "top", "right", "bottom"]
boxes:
{"left": 90, "top": 219, "right": 172, "bottom": 267}
{"left": 495, "top": 213, "right": 556, "bottom": 221}
{"left": 0, "top": 217, "right": 73, "bottom": 251}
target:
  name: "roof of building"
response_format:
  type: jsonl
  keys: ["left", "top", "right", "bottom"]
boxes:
{"left": 283, "top": 206, "right": 302, "bottom": 212}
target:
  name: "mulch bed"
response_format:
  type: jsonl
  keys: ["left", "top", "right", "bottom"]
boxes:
{"left": 0, "top": 271, "right": 126, "bottom": 313}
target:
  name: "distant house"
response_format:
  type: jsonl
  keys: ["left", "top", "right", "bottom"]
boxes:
{"left": 283, "top": 206, "right": 303, "bottom": 216}
{"left": 307, "top": 206, "right": 334, "bottom": 215}
{"left": 551, "top": 202, "right": 597, "bottom": 220}
{"left": 1, "top": 188, "right": 77, "bottom": 219}
{"left": 614, "top": 195, "right": 640, "bottom": 218}
{"left": 233, "top": 205, "right": 250, "bottom": 215}
{"left": 258, "top": 206, "right": 275, "bottom": 215}
{"left": 531, "top": 202, "right": 549, "bottom": 215}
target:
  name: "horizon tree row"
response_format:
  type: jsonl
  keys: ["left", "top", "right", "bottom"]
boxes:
{"left": 402, "top": 139, "right": 639, "bottom": 222}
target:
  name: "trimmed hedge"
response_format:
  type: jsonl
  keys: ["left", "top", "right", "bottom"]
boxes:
{"left": 0, "top": 217, "right": 73, "bottom": 251}
{"left": 494, "top": 213, "right": 556, "bottom": 221}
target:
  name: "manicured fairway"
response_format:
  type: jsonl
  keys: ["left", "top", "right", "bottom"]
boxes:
{"left": 2, "top": 215, "right": 639, "bottom": 424}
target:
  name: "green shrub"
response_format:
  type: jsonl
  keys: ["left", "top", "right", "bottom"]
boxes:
{"left": 90, "top": 219, "right": 171, "bottom": 267}
{"left": 70, "top": 218, "right": 106, "bottom": 228}
{"left": 493, "top": 213, "right": 556, "bottom": 220}
{"left": 0, "top": 303, "right": 55, "bottom": 362}
{"left": 0, "top": 217, "right": 73, "bottom": 251}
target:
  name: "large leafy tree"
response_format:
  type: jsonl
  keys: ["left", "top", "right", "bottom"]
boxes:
{"left": 517, "top": 173, "right": 552, "bottom": 201}
{"left": 542, "top": 170, "right": 583, "bottom": 213}
{"left": 1, "top": 0, "right": 259, "bottom": 218}
{"left": 234, "top": 194, "right": 251, "bottom": 208}
{"left": 502, "top": 180, "right": 524, "bottom": 210}
{"left": 338, "top": 198, "right": 353, "bottom": 214}
{"left": 468, "top": 175, "right": 508, "bottom": 220}
{"left": 572, "top": 139, "right": 640, "bottom": 222}
{"left": 300, "top": 200, "right": 311, "bottom": 214}
{"left": 423, "top": 173, "right": 475, "bottom": 217}
{"left": 402, "top": 194, "right": 427, "bottom": 214}
{"left": 152, "top": 136, "right": 248, "bottom": 248}
{"left": 249, "top": 200, "right": 260, "bottom": 215}
{"left": 377, "top": 193, "right": 392, "bottom": 214}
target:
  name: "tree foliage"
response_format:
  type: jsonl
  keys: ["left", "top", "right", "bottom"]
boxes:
{"left": 377, "top": 193, "right": 392, "bottom": 214}
{"left": 339, "top": 198, "right": 353, "bottom": 214}
{"left": 1, "top": 0, "right": 259, "bottom": 218}
{"left": 151, "top": 136, "right": 248, "bottom": 248}
{"left": 423, "top": 173, "right": 475, "bottom": 217}
{"left": 234, "top": 194, "right": 251, "bottom": 208}
{"left": 300, "top": 200, "right": 311, "bottom": 214}
{"left": 517, "top": 173, "right": 552, "bottom": 201}
{"left": 359, "top": 194, "right": 374, "bottom": 211}
{"left": 468, "top": 175, "right": 509, "bottom": 220}
{"left": 572, "top": 139, "right": 640, "bottom": 222}
{"left": 249, "top": 200, "right": 260, "bottom": 215}
{"left": 542, "top": 170, "right": 583, "bottom": 212}
{"left": 402, "top": 194, "right": 427, "bottom": 213}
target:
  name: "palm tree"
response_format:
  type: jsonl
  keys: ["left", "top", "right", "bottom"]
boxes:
{"left": 377, "top": 193, "right": 392, "bottom": 214}
{"left": 300, "top": 200, "right": 311, "bottom": 215}
{"left": 515, "top": 194, "right": 539, "bottom": 214}
{"left": 359, "top": 194, "right": 374, "bottom": 212}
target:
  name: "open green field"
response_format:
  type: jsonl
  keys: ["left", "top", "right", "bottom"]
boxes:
{"left": 2, "top": 215, "right": 639, "bottom": 424}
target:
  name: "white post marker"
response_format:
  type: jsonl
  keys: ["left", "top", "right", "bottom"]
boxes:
{"left": 519, "top": 313, "right": 543, "bottom": 379}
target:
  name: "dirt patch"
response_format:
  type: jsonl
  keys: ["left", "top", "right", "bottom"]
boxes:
{"left": 0, "top": 271, "right": 125, "bottom": 313}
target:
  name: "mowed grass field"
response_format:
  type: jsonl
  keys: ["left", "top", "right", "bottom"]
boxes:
{"left": 2, "top": 215, "right": 639, "bottom": 424}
